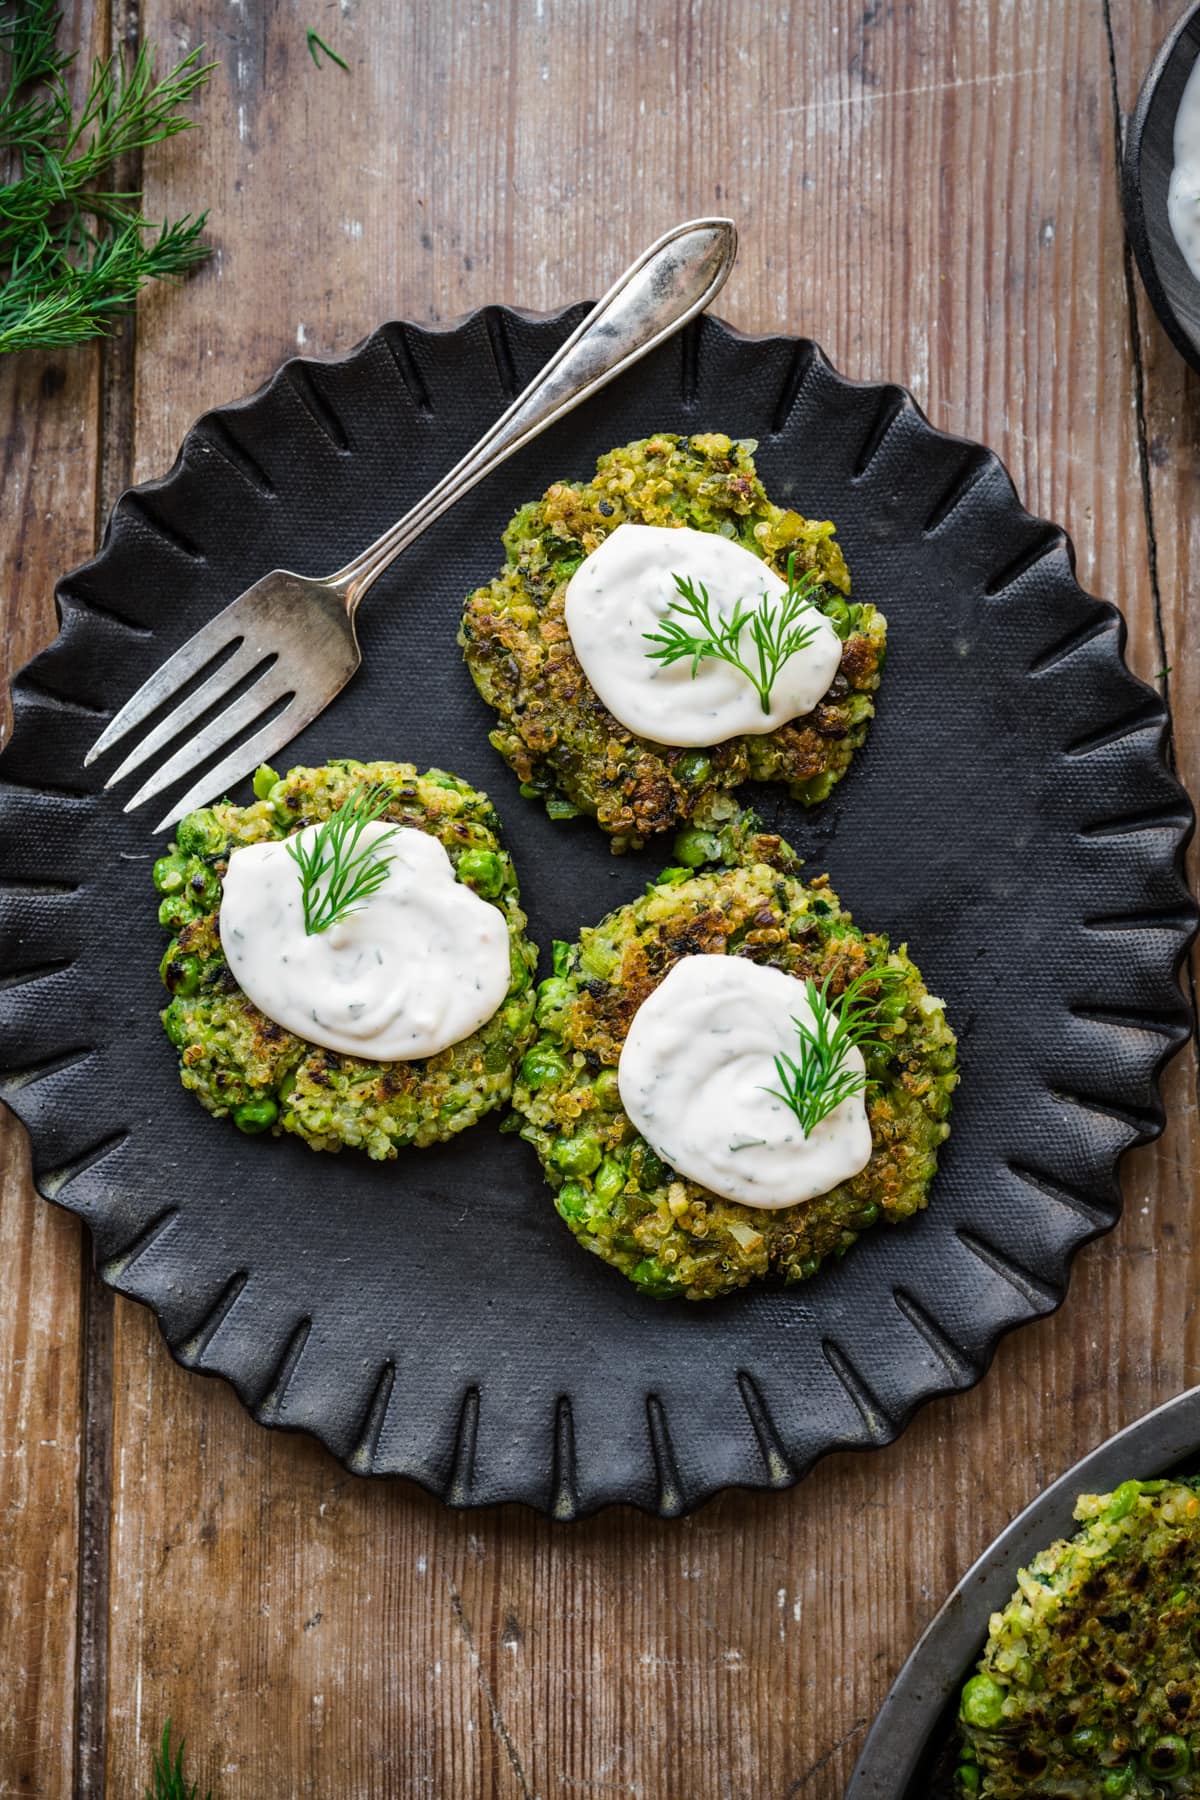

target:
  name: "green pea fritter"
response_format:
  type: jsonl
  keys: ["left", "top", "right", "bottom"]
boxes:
{"left": 459, "top": 431, "right": 887, "bottom": 853}
{"left": 510, "top": 813, "right": 956, "bottom": 1299}
{"left": 957, "top": 1478, "right": 1200, "bottom": 1799}
{"left": 153, "top": 760, "right": 539, "bottom": 1158}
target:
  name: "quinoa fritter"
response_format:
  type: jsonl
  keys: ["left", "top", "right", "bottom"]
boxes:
{"left": 459, "top": 432, "right": 887, "bottom": 853}
{"left": 957, "top": 1479, "right": 1200, "bottom": 1798}
{"left": 153, "top": 760, "right": 539, "bottom": 1158}
{"left": 511, "top": 811, "right": 956, "bottom": 1299}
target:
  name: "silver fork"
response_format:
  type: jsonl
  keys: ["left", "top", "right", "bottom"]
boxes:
{"left": 85, "top": 217, "right": 738, "bottom": 832}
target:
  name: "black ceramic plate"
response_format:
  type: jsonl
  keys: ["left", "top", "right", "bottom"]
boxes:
{"left": 1124, "top": 2, "right": 1200, "bottom": 372}
{"left": 846, "top": 1384, "right": 1200, "bottom": 1798}
{"left": 0, "top": 310, "right": 1194, "bottom": 1516}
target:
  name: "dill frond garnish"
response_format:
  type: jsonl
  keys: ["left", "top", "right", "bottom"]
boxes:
{"left": 643, "top": 549, "right": 824, "bottom": 714}
{"left": 286, "top": 785, "right": 400, "bottom": 936}
{"left": 0, "top": 1, "right": 214, "bottom": 355}
{"left": 764, "top": 967, "right": 900, "bottom": 1137}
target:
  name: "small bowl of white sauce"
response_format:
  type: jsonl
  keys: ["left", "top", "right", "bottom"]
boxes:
{"left": 1124, "top": 2, "right": 1200, "bottom": 371}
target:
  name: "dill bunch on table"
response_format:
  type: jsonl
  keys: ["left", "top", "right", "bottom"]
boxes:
{"left": 0, "top": 0, "right": 213, "bottom": 355}
{"left": 147, "top": 1720, "right": 213, "bottom": 1800}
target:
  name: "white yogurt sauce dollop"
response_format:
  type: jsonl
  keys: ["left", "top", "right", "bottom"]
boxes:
{"left": 1168, "top": 54, "right": 1200, "bottom": 281}
{"left": 219, "top": 822, "right": 511, "bottom": 1061}
{"left": 617, "top": 956, "right": 873, "bottom": 1209}
{"left": 563, "top": 523, "right": 843, "bottom": 747}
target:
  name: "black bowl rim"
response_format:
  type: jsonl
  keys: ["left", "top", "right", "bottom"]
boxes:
{"left": 1122, "top": 0, "right": 1200, "bottom": 373}
{"left": 845, "top": 1383, "right": 1200, "bottom": 1797}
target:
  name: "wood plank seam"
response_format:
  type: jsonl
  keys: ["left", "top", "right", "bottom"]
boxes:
{"left": 1100, "top": 0, "right": 1200, "bottom": 1129}
{"left": 71, "top": 0, "right": 140, "bottom": 1788}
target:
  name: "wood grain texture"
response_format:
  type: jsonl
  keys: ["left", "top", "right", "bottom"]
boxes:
{"left": 1109, "top": 0, "right": 1200, "bottom": 895}
{"left": 0, "top": 6, "right": 108, "bottom": 1790}
{"left": 0, "top": 1120, "right": 83, "bottom": 1800}
{"left": 1, "top": 0, "right": 1197, "bottom": 1796}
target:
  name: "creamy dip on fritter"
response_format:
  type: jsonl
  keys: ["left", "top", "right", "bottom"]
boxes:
{"left": 1168, "top": 54, "right": 1200, "bottom": 282}
{"left": 563, "top": 523, "right": 842, "bottom": 747}
{"left": 616, "top": 955, "right": 873, "bottom": 1209}
{"left": 219, "top": 822, "right": 510, "bottom": 1060}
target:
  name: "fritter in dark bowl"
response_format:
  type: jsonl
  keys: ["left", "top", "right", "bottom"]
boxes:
{"left": 957, "top": 1478, "right": 1200, "bottom": 1798}
{"left": 153, "top": 760, "right": 539, "bottom": 1158}
{"left": 510, "top": 813, "right": 956, "bottom": 1299}
{"left": 459, "top": 431, "right": 887, "bottom": 853}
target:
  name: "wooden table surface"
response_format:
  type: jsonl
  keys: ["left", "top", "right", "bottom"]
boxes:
{"left": 3, "top": 2, "right": 1198, "bottom": 1795}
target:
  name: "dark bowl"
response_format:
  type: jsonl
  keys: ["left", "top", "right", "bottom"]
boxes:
{"left": 845, "top": 1385, "right": 1200, "bottom": 1799}
{"left": 1124, "top": 2, "right": 1200, "bottom": 372}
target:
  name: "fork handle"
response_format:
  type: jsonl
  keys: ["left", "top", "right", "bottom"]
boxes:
{"left": 330, "top": 217, "right": 738, "bottom": 613}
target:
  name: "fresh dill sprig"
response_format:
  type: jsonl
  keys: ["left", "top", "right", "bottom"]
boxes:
{"left": 146, "top": 1719, "right": 211, "bottom": 1800}
{"left": 0, "top": 1, "right": 214, "bottom": 355}
{"left": 764, "top": 967, "right": 900, "bottom": 1138}
{"left": 287, "top": 785, "right": 400, "bottom": 936}
{"left": 643, "top": 549, "right": 824, "bottom": 714}
{"left": 306, "top": 28, "right": 349, "bottom": 72}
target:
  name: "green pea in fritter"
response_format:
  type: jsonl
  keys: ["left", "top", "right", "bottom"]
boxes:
{"left": 956, "top": 1478, "right": 1200, "bottom": 1799}
{"left": 510, "top": 811, "right": 956, "bottom": 1299}
{"left": 459, "top": 431, "right": 887, "bottom": 853}
{"left": 153, "top": 760, "right": 538, "bottom": 1159}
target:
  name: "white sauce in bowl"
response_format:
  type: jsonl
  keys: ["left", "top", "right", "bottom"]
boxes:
{"left": 1168, "top": 53, "right": 1200, "bottom": 281}
{"left": 563, "top": 523, "right": 842, "bottom": 747}
{"left": 617, "top": 956, "right": 873, "bottom": 1209}
{"left": 219, "top": 822, "right": 511, "bottom": 1061}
